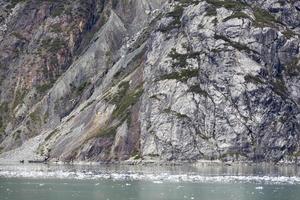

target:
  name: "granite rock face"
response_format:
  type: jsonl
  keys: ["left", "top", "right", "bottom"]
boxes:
{"left": 0, "top": 0, "right": 299, "bottom": 163}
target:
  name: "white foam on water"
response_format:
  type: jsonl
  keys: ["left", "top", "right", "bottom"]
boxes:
{"left": 1, "top": 164, "right": 300, "bottom": 185}
{"left": 153, "top": 181, "right": 163, "bottom": 184}
{"left": 1, "top": 169, "right": 300, "bottom": 185}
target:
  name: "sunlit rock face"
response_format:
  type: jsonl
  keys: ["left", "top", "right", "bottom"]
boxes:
{"left": 0, "top": 0, "right": 299, "bottom": 163}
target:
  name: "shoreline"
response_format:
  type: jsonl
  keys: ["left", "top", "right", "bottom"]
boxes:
{"left": 1, "top": 158, "right": 299, "bottom": 167}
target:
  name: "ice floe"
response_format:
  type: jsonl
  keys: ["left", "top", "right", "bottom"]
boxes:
{"left": 1, "top": 164, "right": 300, "bottom": 185}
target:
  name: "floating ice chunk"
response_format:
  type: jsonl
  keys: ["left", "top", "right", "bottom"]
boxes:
{"left": 1, "top": 165, "right": 300, "bottom": 185}
{"left": 153, "top": 181, "right": 163, "bottom": 184}
{"left": 255, "top": 186, "right": 263, "bottom": 190}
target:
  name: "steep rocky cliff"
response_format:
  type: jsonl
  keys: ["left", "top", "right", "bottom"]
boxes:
{"left": 0, "top": 0, "right": 299, "bottom": 163}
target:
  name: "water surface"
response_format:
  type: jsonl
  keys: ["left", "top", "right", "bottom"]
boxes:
{"left": 1, "top": 163, "right": 300, "bottom": 200}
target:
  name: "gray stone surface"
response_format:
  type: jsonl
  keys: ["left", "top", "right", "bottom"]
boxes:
{"left": 0, "top": 0, "right": 299, "bottom": 163}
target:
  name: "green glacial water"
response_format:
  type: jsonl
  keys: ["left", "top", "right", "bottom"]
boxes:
{"left": 1, "top": 178, "right": 300, "bottom": 200}
{"left": 1, "top": 163, "right": 300, "bottom": 200}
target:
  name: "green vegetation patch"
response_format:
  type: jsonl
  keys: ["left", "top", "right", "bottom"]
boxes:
{"left": 160, "top": 68, "right": 199, "bottom": 82}
{"left": 214, "top": 34, "right": 255, "bottom": 54}
{"left": 205, "top": 6, "right": 217, "bottom": 16}
{"left": 109, "top": 81, "right": 130, "bottom": 104}
{"left": 271, "top": 77, "right": 288, "bottom": 97}
{"left": 45, "top": 129, "right": 58, "bottom": 141}
{"left": 11, "top": 32, "right": 28, "bottom": 41}
{"left": 198, "top": 132, "right": 210, "bottom": 140}
{"left": 174, "top": 0, "right": 199, "bottom": 5}
{"left": 131, "top": 149, "right": 141, "bottom": 160}
{"left": 285, "top": 58, "right": 300, "bottom": 77}
{"left": 188, "top": 85, "right": 209, "bottom": 97}
{"left": 50, "top": 3, "right": 65, "bottom": 17}
{"left": 80, "top": 100, "right": 96, "bottom": 112}
{"left": 160, "top": 4, "right": 184, "bottom": 32}
{"left": 92, "top": 83, "right": 144, "bottom": 140}
{"left": 282, "top": 29, "right": 297, "bottom": 39}
{"left": 48, "top": 38, "right": 66, "bottom": 52}
{"left": 167, "top": 4, "right": 184, "bottom": 24}
{"left": 41, "top": 38, "right": 66, "bottom": 52}
{"left": 13, "top": 131, "right": 21, "bottom": 141}
{"left": 206, "top": 0, "right": 247, "bottom": 11}
{"left": 0, "top": 121, "right": 6, "bottom": 134}
{"left": 36, "top": 82, "right": 54, "bottom": 94}
{"left": 223, "top": 11, "right": 251, "bottom": 22}
{"left": 12, "top": 89, "right": 27, "bottom": 109}
{"left": 253, "top": 7, "right": 280, "bottom": 27}
{"left": 244, "top": 74, "right": 264, "bottom": 84}
{"left": 95, "top": 125, "right": 118, "bottom": 138}
{"left": 163, "top": 108, "right": 189, "bottom": 119}
{"left": 292, "top": 151, "right": 300, "bottom": 157}
{"left": 7, "top": 0, "right": 27, "bottom": 9}
{"left": 50, "top": 23, "right": 62, "bottom": 33}
{"left": 98, "top": 81, "right": 144, "bottom": 140}
{"left": 133, "top": 154, "right": 141, "bottom": 160}
{"left": 112, "top": 85, "right": 144, "bottom": 119}
{"left": 76, "top": 81, "right": 91, "bottom": 95}
{"left": 168, "top": 48, "right": 200, "bottom": 68}
{"left": 69, "top": 80, "right": 91, "bottom": 96}
{"left": 29, "top": 110, "right": 41, "bottom": 123}
{"left": 159, "top": 0, "right": 199, "bottom": 32}
{"left": 0, "top": 102, "right": 9, "bottom": 134}
{"left": 206, "top": 0, "right": 283, "bottom": 28}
